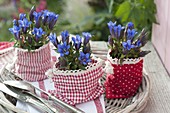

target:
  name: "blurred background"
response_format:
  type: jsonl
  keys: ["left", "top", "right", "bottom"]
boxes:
{"left": 0, "top": 0, "right": 157, "bottom": 42}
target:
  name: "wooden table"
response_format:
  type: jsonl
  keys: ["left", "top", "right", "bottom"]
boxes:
{"left": 91, "top": 41, "right": 170, "bottom": 113}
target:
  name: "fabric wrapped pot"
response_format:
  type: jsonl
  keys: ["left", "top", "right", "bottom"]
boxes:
{"left": 47, "top": 57, "right": 104, "bottom": 105}
{"left": 13, "top": 43, "right": 51, "bottom": 81}
{"left": 104, "top": 52, "right": 143, "bottom": 99}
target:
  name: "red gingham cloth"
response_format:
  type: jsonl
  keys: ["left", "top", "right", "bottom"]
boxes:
{"left": 0, "top": 42, "right": 14, "bottom": 50}
{"left": 14, "top": 43, "right": 51, "bottom": 81}
{"left": 104, "top": 59, "right": 143, "bottom": 99}
{"left": 49, "top": 60, "right": 104, "bottom": 105}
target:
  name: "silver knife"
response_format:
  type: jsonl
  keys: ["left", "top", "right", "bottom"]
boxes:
{"left": 0, "top": 83, "right": 55, "bottom": 113}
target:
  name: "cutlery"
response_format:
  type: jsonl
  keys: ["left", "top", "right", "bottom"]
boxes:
{"left": 0, "top": 91, "right": 28, "bottom": 113}
{"left": 0, "top": 82, "right": 55, "bottom": 113}
{"left": 3, "top": 79, "right": 84, "bottom": 113}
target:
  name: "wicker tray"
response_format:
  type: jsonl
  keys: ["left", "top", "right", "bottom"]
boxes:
{"left": 0, "top": 47, "right": 151, "bottom": 113}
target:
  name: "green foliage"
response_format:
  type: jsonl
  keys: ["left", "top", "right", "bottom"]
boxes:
{"left": 61, "top": 0, "right": 157, "bottom": 41}
{"left": 115, "top": 0, "right": 157, "bottom": 32}
{"left": 0, "top": 20, "right": 13, "bottom": 41}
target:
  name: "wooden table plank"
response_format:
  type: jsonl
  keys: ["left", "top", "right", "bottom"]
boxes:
{"left": 142, "top": 42, "right": 170, "bottom": 113}
{"left": 91, "top": 41, "right": 170, "bottom": 113}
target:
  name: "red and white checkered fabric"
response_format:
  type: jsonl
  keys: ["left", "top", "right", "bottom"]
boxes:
{"left": 104, "top": 53, "right": 143, "bottom": 99}
{"left": 0, "top": 42, "right": 14, "bottom": 50}
{"left": 14, "top": 43, "right": 51, "bottom": 81}
{"left": 48, "top": 58, "right": 104, "bottom": 105}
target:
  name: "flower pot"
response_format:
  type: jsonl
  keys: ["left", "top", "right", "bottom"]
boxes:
{"left": 104, "top": 52, "right": 143, "bottom": 99}
{"left": 47, "top": 57, "right": 104, "bottom": 105}
{"left": 13, "top": 43, "right": 51, "bottom": 81}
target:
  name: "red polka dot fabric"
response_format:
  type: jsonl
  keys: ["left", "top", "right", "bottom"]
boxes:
{"left": 104, "top": 59, "right": 143, "bottom": 99}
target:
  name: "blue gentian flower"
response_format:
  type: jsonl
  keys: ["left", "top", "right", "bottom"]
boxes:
{"left": 46, "top": 12, "right": 54, "bottom": 23}
{"left": 82, "top": 32, "right": 92, "bottom": 45}
{"left": 61, "top": 30, "right": 69, "bottom": 43}
{"left": 122, "top": 40, "right": 135, "bottom": 50}
{"left": 43, "top": 11, "right": 59, "bottom": 30}
{"left": 107, "top": 21, "right": 116, "bottom": 37}
{"left": 41, "top": 10, "right": 49, "bottom": 25}
{"left": 113, "top": 24, "right": 124, "bottom": 38}
{"left": 48, "top": 33, "right": 58, "bottom": 47}
{"left": 49, "top": 14, "right": 59, "bottom": 30}
{"left": 78, "top": 52, "right": 91, "bottom": 65}
{"left": 19, "top": 13, "right": 26, "bottom": 20}
{"left": 33, "top": 11, "right": 42, "bottom": 28}
{"left": 9, "top": 25, "right": 21, "bottom": 40}
{"left": 57, "top": 42, "right": 70, "bottom": 57}
{"left": 136, "top": 40, "right": 142, "bottom": 47}
{"left": 18, "top": 18, "right": 32, "bottom": 34}
{"left": 127, "top": 22, "right": 134, "bottom": 29}
{"left": 127, "top": 29, "right": 137, "bottom": 40}
{"left": 32, "top": 27, "right": 45, "bottom": 40}
{"left": 72, "top": 35, "right": 82, "bottom": 50}
{"left": 29, "top": 6, "right": 36, "bottom": 21}
{"left": 13, "top": 19, "right": 18, "bottom": 26}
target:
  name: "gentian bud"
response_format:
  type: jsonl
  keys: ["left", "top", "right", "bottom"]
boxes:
{"left": 83, "top": 43, "right": 91, "bottom": 53}
{"left": 33, "top": 11, "right": 42, "bottom": 28}
{"left": 42, "top": 10, "right": 49, "bottom": 25}
{"left": 61, "top": 30, "right": 69, "bottom": 43}
{"left": 49, "top": 14, "right": 59, "bottom": 30}
{"left": 127, "top": 29, "right": 137, "bottom": 40}
{"left": 19, "top": 13, "right": 26, "bottom": 20}
{"left": 127, "top": 22, "right": 134, "bottom": 29}
{"left": 28, "top": 36, "right": 32, "bottom": 44}
{"left": 9, "top": 25, "right": 21, "bottom": 40}
{"left": 82, "top": 32, "right": 92, "bottom": 45}
{"left": 29, "top": 6, "right": 36, "bottom": 21}
{"left": 108, "top": 36, "right": 113, "bottom": 47}
{"left": 13, "top": 19, "right": 18, "bottom": 26}
{"left": 48, "top": 33, "right": 58, "bottom": 48}
{"left": 107, "top": 21, "right": 116, "bottom": 37}
{"left": 72, "top": 35, "right": 82, "bottom": 50}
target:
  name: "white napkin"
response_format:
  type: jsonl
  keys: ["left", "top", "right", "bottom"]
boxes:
{"left": 16, "top": 79, "right": 105, "bottom": 113}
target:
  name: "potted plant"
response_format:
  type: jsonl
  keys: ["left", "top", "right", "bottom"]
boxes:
{"left": 46, "top": 30, "right": 104, "bottom": 105}
{"left": 8, "top": 6, "right": 59, "bottom": 81}
{"left": 104, "top": 21, "right": 150, "bottom": 99}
